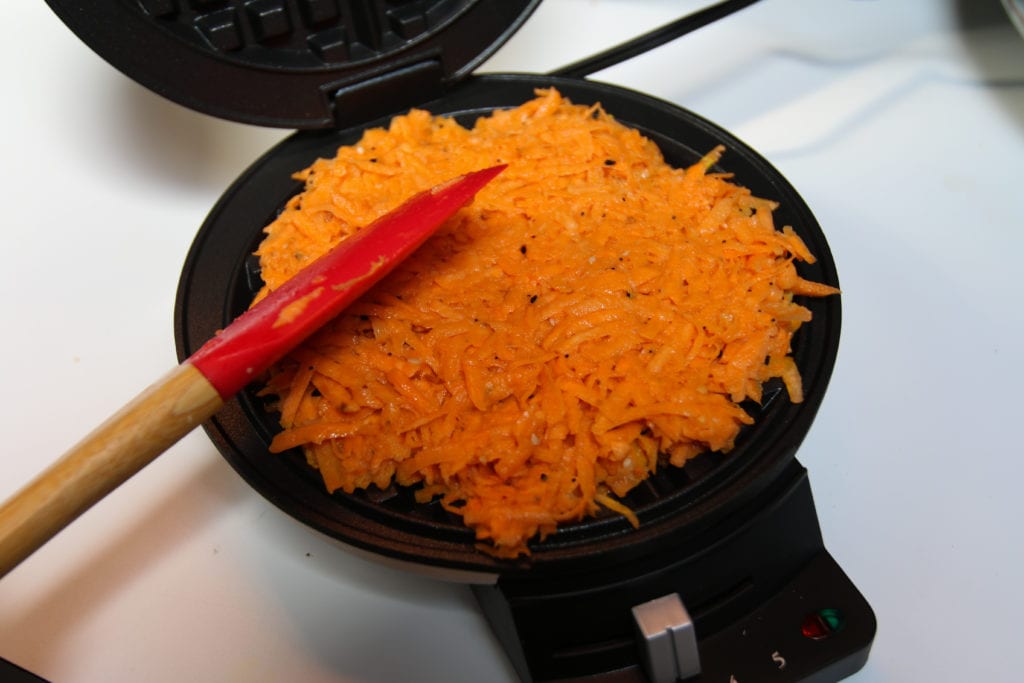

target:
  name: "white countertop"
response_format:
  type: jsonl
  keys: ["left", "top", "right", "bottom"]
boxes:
{"left": 2, "top": 1, "right": 1022, "bottom": 681}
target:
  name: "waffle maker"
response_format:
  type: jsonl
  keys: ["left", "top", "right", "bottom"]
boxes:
{"left": 47, "top": 1, "right": 876, "bottom": 680}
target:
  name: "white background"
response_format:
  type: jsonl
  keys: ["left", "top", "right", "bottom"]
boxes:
{"left": 2, "top": 0, "right": 1023, "bottom": 681}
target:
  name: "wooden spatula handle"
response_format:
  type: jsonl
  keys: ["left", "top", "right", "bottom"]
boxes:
{"left": 0, "top": 363, "right": 222, "bottom": 577}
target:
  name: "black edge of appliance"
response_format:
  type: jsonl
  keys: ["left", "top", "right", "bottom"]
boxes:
{"left": 45, "top": 1, "right": 875, "bottom": 681}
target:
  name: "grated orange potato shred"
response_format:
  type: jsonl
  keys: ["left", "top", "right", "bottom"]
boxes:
{"left": 254, "top": 88, "right": 838, "bottom": 557}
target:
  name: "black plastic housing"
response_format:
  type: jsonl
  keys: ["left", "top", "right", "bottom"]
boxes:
{"left": 474, "top": 463, "right": 875, "bottom": 682}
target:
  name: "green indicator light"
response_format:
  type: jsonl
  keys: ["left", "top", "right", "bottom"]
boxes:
{"left": 819, "top": 608, "right": 845, "bottom": 633}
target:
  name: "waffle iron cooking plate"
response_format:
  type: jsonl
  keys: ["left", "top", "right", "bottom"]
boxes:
{"left": 46, "top": 1, "right": 875, "bottom": 681}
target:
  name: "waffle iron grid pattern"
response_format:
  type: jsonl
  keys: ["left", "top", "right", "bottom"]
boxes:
{"left": 133, "top": 0, "right": 470, "bottom": 66}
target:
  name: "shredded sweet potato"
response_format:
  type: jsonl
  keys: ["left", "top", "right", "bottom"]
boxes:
{"left": 253, "top": 88, "right": 838, "bottom": 557}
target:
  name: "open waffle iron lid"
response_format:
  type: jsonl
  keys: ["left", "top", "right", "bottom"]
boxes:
{"left": 44, "top": 0, "right": 541, "bottom": 128}
{"left": 48, "top": 0, "right": 841, "bottom": 578}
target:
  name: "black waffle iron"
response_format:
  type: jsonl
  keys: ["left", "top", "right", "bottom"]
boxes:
{"left": 47, "top": 1, "right": 875, "bottom": 681}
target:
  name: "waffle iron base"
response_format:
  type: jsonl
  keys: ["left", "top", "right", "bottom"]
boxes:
{"left": 474, "top": 461, "right": 874, "bottom": 682}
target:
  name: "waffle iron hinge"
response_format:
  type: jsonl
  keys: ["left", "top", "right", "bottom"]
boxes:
{"left": 325, "top": 57, "right": 446, "bottom": 130}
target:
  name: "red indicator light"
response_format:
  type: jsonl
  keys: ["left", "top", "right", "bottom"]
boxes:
{"left": 801, "top": 608, "right": 845, "bottom": 640}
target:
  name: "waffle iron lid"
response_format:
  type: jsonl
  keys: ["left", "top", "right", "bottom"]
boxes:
{"left": 44, "top": 0, "right": 541, "bottom": 129}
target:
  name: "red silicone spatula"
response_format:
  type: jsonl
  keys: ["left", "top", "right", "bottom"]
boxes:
{"left": 0, "top": 164, "right": 505, "bottom": 578}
